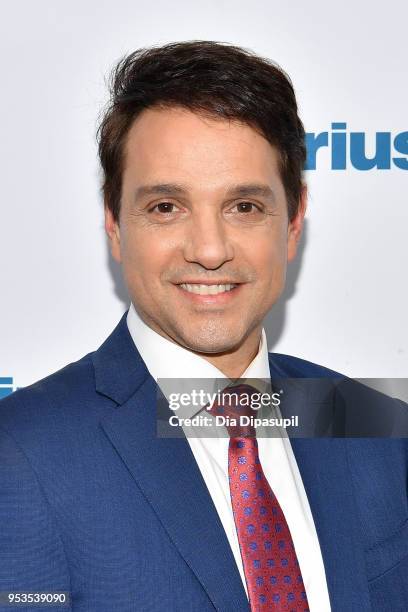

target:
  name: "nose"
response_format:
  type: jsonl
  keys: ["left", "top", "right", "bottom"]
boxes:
{"left": 183, "top": 207, "right": 234, "bottom": 270}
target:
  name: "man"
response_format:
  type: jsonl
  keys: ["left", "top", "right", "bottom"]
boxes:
{"left": 0, "top": 41, "right": 407, "bottom": 612}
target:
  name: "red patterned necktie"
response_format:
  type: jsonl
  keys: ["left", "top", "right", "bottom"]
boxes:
{"left": 210, "top": 384, "right": 310, "bottom": 611}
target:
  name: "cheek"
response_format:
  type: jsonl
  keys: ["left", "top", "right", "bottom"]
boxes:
{"left": 120, "top": 230, "right": 171, "bottom": 287}
{"left": 250, "top": 234, "right": 287, "bottom": 283}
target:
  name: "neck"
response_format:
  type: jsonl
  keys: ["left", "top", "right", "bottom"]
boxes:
{"left": 196, "top": 327, "right": 262, "bottom": 379}
{"left": 132, "top": 304, "right": 263, "bottom": 379}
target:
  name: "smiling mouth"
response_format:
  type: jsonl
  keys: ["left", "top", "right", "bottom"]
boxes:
{"left": 178, "top": 283, "right": 239, "bottom": 295}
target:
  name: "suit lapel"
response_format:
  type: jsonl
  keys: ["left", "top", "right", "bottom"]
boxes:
{"left": 268, "top": 355, "right": 371, "bottom": 611}
{"left": 95, "top": 313, "right": 249, "bottom": 611}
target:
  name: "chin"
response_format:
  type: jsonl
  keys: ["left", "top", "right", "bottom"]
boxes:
{"left": 176, "top": 326, "right": 244, "bottom": 355}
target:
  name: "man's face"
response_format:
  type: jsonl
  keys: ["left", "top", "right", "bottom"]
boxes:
{"left": 106, "top": 106, "right": 305, "bottom": 355}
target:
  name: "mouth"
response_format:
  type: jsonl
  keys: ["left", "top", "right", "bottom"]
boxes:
{"left": 178, "top": 283, "right": 238, "bottom": 295}
{"left": 175, "top": 281, "right": 243, "bottom": 304}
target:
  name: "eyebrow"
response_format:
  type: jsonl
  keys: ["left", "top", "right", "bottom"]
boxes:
{"left": 134, "top": 182, "right": 276, "bottom": 202}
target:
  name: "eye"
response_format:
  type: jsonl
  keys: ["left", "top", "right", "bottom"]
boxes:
{"left": 224, "top": 200, "right": 267, "bottom": 225}
{"left": 229, "top": 201, "right": 264, "bottom": 215}
{"left": 235, "top": 202, "right": 259, "bottom": 213}
{"left": 150, "top": 202, "right": 178, "bottom": 214}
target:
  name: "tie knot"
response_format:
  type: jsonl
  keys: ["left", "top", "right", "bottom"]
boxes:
{"left": 209, "top": 383, "right": 260, "bottom": 438}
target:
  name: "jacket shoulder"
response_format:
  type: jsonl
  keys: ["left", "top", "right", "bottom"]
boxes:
{"left": 0, "top": 350, "right": 112, "bottom": 436}
{"left": 268, "top": 351, "right": 343, "bottom": 378}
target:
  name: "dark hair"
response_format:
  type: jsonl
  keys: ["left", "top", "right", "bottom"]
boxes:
{"left": 97, "top": 40, "right": 306, "bottom": 222}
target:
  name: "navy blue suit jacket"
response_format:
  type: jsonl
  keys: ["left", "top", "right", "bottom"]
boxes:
{"left": 1, "top": 312, "right": 407, "bottom": 611}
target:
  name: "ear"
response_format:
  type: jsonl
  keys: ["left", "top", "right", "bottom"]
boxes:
{"left": 104, "top": 205, "right": 121, "bottom": 263}
{"left": 287, "top": 183, "right": 307, "bottom": 262}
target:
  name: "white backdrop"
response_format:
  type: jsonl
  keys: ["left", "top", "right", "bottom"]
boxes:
{"left": 1, "top": 0, "right": 407, "bottom": 394}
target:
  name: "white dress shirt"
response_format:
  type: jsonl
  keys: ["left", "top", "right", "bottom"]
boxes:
{"left": 127, "top": 302, "right": 331, "bottom": 611}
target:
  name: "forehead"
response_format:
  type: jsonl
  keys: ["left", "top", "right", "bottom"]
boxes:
{"left": 122, "top": 106, "right": 283, "bottom": 191}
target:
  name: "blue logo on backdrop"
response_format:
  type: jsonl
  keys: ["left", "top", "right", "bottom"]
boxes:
{"left": 0, "top": 376, "right": 17, "bottom": 400}
{"left": 306, "top": 123, "right": 408, "bottom": 170}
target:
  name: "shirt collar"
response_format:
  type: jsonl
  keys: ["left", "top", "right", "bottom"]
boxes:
{"left": 126, "top": 302, "right": 271, "bottom": 418}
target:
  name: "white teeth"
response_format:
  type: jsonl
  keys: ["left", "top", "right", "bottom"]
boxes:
{"left": 180, "top": 283, "right": 237, "bottom": 295}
